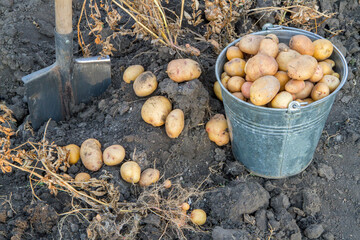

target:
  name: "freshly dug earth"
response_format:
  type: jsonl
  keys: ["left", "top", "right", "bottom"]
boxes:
{"left": 0, "top": 0, "right": 360, "bottom": 239}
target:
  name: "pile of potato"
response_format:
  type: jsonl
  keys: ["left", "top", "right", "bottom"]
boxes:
{"left": 217, "top": 34, "right": 341, "bottom": 108}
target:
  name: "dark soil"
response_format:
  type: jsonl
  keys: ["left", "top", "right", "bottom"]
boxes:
{"left": 1, "top": 0, "right": 360, "bottom": 239}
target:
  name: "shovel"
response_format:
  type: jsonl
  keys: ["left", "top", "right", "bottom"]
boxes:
{"left": 22, "top": 0, "right": 111, "bottom": 129}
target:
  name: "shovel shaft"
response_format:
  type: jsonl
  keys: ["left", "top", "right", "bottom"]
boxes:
{"left": 55, "top": 0, "right": 72, "bottom": 34}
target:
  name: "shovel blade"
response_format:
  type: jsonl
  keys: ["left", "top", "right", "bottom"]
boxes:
{"left": 72, "top": 56, "right": 111, "bottom": 104}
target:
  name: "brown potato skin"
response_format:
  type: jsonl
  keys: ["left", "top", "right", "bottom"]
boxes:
{"left": 206, "top": 114, "right": 230, "bottom": 146}
{"left": 65, "top": 144, "right": 80, "bottom": 165}
{"left": 141, "top": 96, "right": 172, "bottom": 127}
{"left": 224, "top": 58, "right": 246, "bottom": 77}
{"left": 332, "top": 72, "right": 340, "bottom": 79}
{"left": 285, "top": 80, "right": 306, "bottom": 94}
{"left": 221, "top": 75, "right": 230, "bottom": 89}
{"left": 226, "top": 46, "right": 244, "bottom": 60}
{"left": 287, "top": 55, "right": 318, "bottom": 80}
{"left": 80, "top": 139, "right": 103, "bottom": 172}
{"left": 139, "top": 168, "right": 160, "bottom": 187}
{"left": 323, "top": 59, "right": 335, "bottom": 68}
{"left": 250, "top": 75, "right": 280, "bottom": 106}
{"left": 167, "top": 59, "right": 201, "bottom": 82}
{"left": 278, "top": 43, "right": 290, "bottom": 52}
{"left": 227, "top": 76, "right": 245, "bottom": 93}
{"left": 244, "top": 54, "right": 278, "bottom": 81}
{"left": 123, "top": 65, "right": 144, "bottom": 83}
{"left": 319, "top": 75, "right": 340, "bottom": 92}
{"left": 165, "top": 109, "right": 185, "bottom": 138}
{"left": 318, "top": 61, "right": 334, "bottom": 75}
{"left": 214, "top": 81, "right": 223, "bottom": 101}
{"left": 259, "top": 38, "right": 279, "bottom": 58}
{"left": 103, "top": 145, "right": 126, "bottom": 166}
{"left": 271, "top": 91, "right": 293, "bottom": 108}
{"left": 237, "top": 35, "right": 265, "bottom": 55}
{"left": 289, "top": 35, "right": 315, "bottom": 55}
{"left": 75, "top": 172, "right": 91, "bottom": 182}
{"left": 120, "top": 161, "right": 141, "bottom": 184}
{"left": 309, "top": 64, "right": 324, "bottom": 83}
{"left": 313, "top": 39, "right": 333, "bottom": 61}
{"left": 266, "top": 34, "right": 279, "bottom": 44}
{"left": 221, "top": 72, "right": 228, "bottom": 79}
{"left": 241, "top": 82, "right": 253, "bottom": 99}
{"left": 311, "top": 83, "right": 330, "bottom": 100}
{"left": 133, "top": 71, "right": 158, "bottom": 97}
{"left": 232, "top": 92, "right": 245, "bottom": 101}
{"left": 190, "top": 209, "right": 207, "bottom": 225}
{"left": 274, "top": 71, "right": 290, "bottom": 91}
{"left": 276, "top": 50, "right": 301, "bottom": 71}
{"left": 295, "top": 81, "right": 314, "bottom": 99}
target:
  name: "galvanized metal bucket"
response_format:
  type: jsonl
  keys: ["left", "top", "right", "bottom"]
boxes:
{"left": 215, "top": 25, "right": 348, "bottom": 178}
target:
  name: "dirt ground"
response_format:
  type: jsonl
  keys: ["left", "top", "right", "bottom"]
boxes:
{"left": 0, "top": 0, "right": 359, "bottom": 239}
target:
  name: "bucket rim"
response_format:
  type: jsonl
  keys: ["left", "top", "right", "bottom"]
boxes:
{"left": 215, "top": 25, "right": 349, "bottom": 112}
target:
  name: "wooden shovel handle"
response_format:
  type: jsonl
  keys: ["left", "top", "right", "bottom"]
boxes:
{"left": 55, "top": 0, "right": 72, "bottom": 34}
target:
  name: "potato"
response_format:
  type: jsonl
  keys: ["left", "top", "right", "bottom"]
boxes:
{"left": 309, "top": 64, "right": 324, "bottom": 83}
{"left": 285, "top": 80, "right": 305, "bottom": 94}
{"left": 241, "top": 82, "right": 253, "bottom": 99}
{"left": 141, "top": 96, "right": 172, "bottom": 127}
{"left": 323, "top": 59, "right": 335, "bottom": 68}
{"left": 232, "top": 92, "right": 245, "bottom": 100}
{"left": 64, "top": 144, "right": 80, "bottom": 165}
{"left": 221, "top": 72, "right": 228, "bottom": 80}
{"left": 214, "top": 81, "right": 223, "bottom": 101}
{"left": 165, "top": 109, "right": 184, "bottom": 138}
{"left": 302, "top": 98, "right": 314, "bottom": 104}
{"left": 287, "top": 55, "right": 318, "bottom": 80}
{"left": 313, "top": 39, "right": 333, "bottom": 61}
{"left": 167, "top": 59, "right": 201, "bottom": 82}
{"left": 103, "top": 145, "right": 125, "bottom": 166}
{"left": 139, "top": 168, "right": 160, "bottom": 187}
{"left": 80, "top": 138, "right": 103, "bottom": 172}
{"left": 163, "top": 179, "right": 172, "bottom": 189}
{"left": 276, "top": 49, "right": 301, "bottom": 71}
{"left": 133, "top": 71, "right": 157, "bottom": 97}
{"left": 205, "top": 114, "right": 230, "bottom": 146}
{"left": 244, "top": 54, "right": 278, "bottom": 81}
{"left": 75, "top": 172, "right": 91, "bottom": 182}
{"left": 318, "top": 61, "right": 334, "bottom": 75}
{"left": 289, "top": 35, "right": 315, "bottom": 55}
{"left": 278, "top": 43, "right": 290, "bottom": 52}
{"left": 221, "top": 75, "right": 230, "bottom": 89}
{"left": 226, "top": 46, "right": 244, "bottom": 60}
{"left": 123, "top": 65, "right": 144, "bottom": 83}
{"left": 274, "top": 71, "right": 290, "bottom": 91}
{"left": 259, "top": 38, "right": 279, "bottom": 58}
{"left": 311, "top": 83, "right": 330, "bottom": 101}
{"left": 295, "top": 81, "right": 314, "bottom": 99}
{"left": 250, "top": 76, "right": 280, "bottom": 106}
{"left": 270, "top": 91, "right": 293, "bottom": 108}
{"left": 190, "top": 209, "right": 207, "bottom": 225}
{"left": 332, "top": 72, "right": 340, "bottom": 79}
{"left": 319, "top": 75, "right": 340, "bottom": 92}
{"left": 266, "top": 34, "right": 279, "bottom": 44}
{"left": 227, "top": 76, "right": 245, "bottom": 93}
{"left": 224, "top": 58, "right": 246, "bottom": 77}
{"left": 120, "top": 161, "right": 141, "bottom": 183}
{"left": 181, "top": 203, "right": 190, "bottom": 211}
{"left": 237, "top": 34, "right": 265, "bottom": 55}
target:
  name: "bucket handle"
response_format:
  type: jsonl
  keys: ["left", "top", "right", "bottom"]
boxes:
{"left": 287, "top": 101, "right": 308, "bottom": 113}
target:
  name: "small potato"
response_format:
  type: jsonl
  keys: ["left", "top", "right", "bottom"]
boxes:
{"left": 206, "top": 114, "right": 229, "bottom": 146}
{"left": 241, "top": 82, "right": 253, "bottom": 99}
{"left": 319, "top": 75, "right": 340, "bottom": 92}
{"left": 165, "top": 109, "right": 185, "bottom": 138}
{"left": 207, "top": 131, "right": 229, "bottom": 146}
{"left": 332, "top": 72, "right": 340, "bottom": 79}
{"left": 244, "top": 54, "right": 278, "bottom": 81}
{"left": 232, "top": 92, "right": 245, "bottom": 101}
{"left": 289, "top": 35, "right": 315, "bottom": 55}
{"left": 120, "top": 161, "right": 141, "bottom": 183}
{"left": 163, "top": 179, "right": 172, "bottom": 189}
{"left": 221, "top": 75, "right": 231, "bottom": 89}
{"left": 133, "top": 71, "right": 157, "bottom": 97}
{"left": 141, "top": 96, "right": 172, "bottom": 127}
{"left": 226, "top": 46, "right": 244, "bottom": 60}
{"left": 167, "top": 59, "right": 201, "bottom": 82}
{"left": 318, "top": 61, "right": 334, "bottom": 75}
{"left": 221, "top": 72, "right": 228, "bottom": 80}
{"left": 227, "top": 76, "right": 245, "bottom": 93}
{"left": 250, "top": 76, "right": 280, "bottom": 106}
{"left": 237, "top": 34, "right": 265, "bottom": 55}
{"left": 80, "top": 138, "right": 103, "bottom": 172}
{"left": 285, "top": 80, "right": 306, "bottom": 94}
{"left": 64, "top": 144, "right": 80, "bottom": 165}
{"left": 278, "top": 43, "right": 290, "bottom": 52}
{"left": 123, "top": 65, "right": 144, "bottom": 83}
{"left": 311, "top": 83, "right": 330, "bottom": 101}
{"left": 139, "top": 168, "right": 160, "bottom": 187}
{"left": 302, "top": 98, "right": 314, "bottom": 104}
{"left": 323, "top": 59, "right": 335, "bottom": 68}
{"left": 274, "top": 71, "right": 290, "bottom": 91}
{"left": 214, "top": 81, "right": 223, "bottom": 101}
{"left": 276, "top": 50, "right": 301, "bottom": 71}
{"left": 224, "top": 58, "right": 246, "bottom": 77}
{"left": 190, "top": 209, "right": 207, "bottom": 225}
{"left": 313, "top": 39, "right": 333, "bottom": 61}
{"left": 266, "top": 34, "right": 279, "bottom": 44}
{"left": 295, "top": 81, "right": 314, "bottom": 99}
{"left": 259, "top": 38, "right": 279, "bottom": 58}
{"left": 309, "top": 64, "right": 324, "bottom": 83}
{"left": 271, "top": 91, "right": 293, "bottom": 108}
{"left": 287, "top": 55, "right": 318, "bottom": 80}
{"left": 103, "top": 145, "right": 125, "bottom": 166}
{"left": 75, "top": 172, "right": 91, "bottom": 182}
